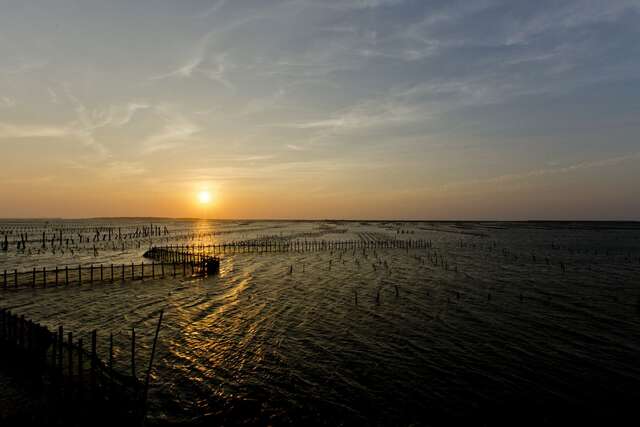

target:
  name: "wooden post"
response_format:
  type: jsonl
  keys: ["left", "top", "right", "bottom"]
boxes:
{"left": 131, "top": 327, "right": 136, "bottom": 382}
{"left": 109, "top": 332, "right": 114, "bottom": 395}
{"left": 32, "top": 267, "right": 36, "bottom": 288}
{"left": 68, "top": 331, "right": 73, "bottom": 376}
{"left": 19, "top": 315, "right": 25, "bottom": 348}
{"left": 14, "top": 269, "right": 17, "bottom": 288}
{"left": 78, "top": 338, "right": 83, "bottom": 385}
{"left": 51, "top": 332, "right": 57, "bottom": 371}
{"left": 65, "top": 266, "right": 69, "bottom": 286}
{"left": 91, "top": 330, "right": 97, "bottom": 392}
{"left": 109, "top": 333, "right": 114, "bottom": 372}
{"left": 141, "top": 310, "right": 164, "bottom": 423}
{"left": 43, "top": 267, "right": 46, "bottom": 288}
{"left": 58, "top": 325, "right": 64, "bottom": 371}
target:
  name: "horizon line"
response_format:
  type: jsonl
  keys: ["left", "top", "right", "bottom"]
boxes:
{"left": 0, "top": 217, "right": 638, "bottom": 223}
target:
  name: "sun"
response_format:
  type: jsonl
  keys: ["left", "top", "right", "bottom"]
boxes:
{"left": 197, "top": 191, "right": 212, "bottom": 204}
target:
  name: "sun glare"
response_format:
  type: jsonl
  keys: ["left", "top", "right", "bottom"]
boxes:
{"left": 198, "top": 191, "right": 212, "bottom": 204}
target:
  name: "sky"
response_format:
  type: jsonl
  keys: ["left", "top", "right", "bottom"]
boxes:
{"left": 0, "top": 0, "right": 639, "bottom": 220}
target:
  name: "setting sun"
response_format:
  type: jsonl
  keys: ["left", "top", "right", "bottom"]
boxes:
{"left": 1, "top": 1, "right": 639, "bottom": 426}
{"left": 197, "top": 191, "right": 212, "bottom": 204}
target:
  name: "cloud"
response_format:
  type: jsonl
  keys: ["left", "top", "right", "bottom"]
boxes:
{"left": 150, "top": 51, "right": 235, "bottom": 90}
{"left": 47, "top": 88, "right": 59, "bottom": 104}
{"left": 140, "top": 106, "right": 202, "bottom": 154}
{"left": 504, "top": 0, "right": 640, "bottom": 46}
{"left": 0, "top": 96, "right": 16, "bottom": 108}
{"left": 0, "top": 59, "right": 47, "bottom": 75}
{"left": 62, "top": 159, "right": 147, "bottom": 182}
{"left": 273, "top": 97, "right": 428, "bottom": 143}
{"left": 63, "top": 85, "right": 109, "bottom": 156}
{"left": 101, "top": 161, "right": 147, "bottom": 179}
{"left": 151, "top": 55, "right": 201, "bottom": 80}
{"left": 199, "top": 0, "right": 227, "bottom": 18}
{"left": 231, "top": 154, "right": 276, "bottom": 162}
{"left": 1, "top": 0, "right": 640, "bottom": 218}
{"left": 0, "top": 84, "right": 150, "bottom": 156}
{"left": 442, "top": 152, "right": 640, "bottom": 191}
{"left": 240, "top": 89, "right": 286, "bottom": 116}
{"left": 313, "top": 0, "right": 407, "bottom": 10}
{"left": 109, "top": 102, "right": 150, "bottom": 127}
{"left": 0, "top": 122, "right": 74, "bottom": 139}
{"left": 175, "top": 158, "right": 385, "bottom": 185}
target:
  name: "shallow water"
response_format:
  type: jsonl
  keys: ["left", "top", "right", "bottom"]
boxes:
{"left": 1, "top": 220, "right": 640, "bottom": 425}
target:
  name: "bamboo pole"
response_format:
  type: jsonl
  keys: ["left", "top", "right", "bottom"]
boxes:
{"left": 140, "top": 310, "right": 164, "bottom": 426}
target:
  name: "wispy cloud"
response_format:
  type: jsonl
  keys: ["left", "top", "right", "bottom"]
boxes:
{"left": 0, "top": 122, "right": 74, "bottom": 139}
{"left": 101, "top": 161, "right": 147, "bottom": 179}
{"left": 504, "top": 0, "right": 640, "bottom": 46}
{"left": 313, "top": 0, "right": 407, "bottom": 11}
{"left": 47, "top": 88, "right": 59, "bottom": 104}
{"left": 109, "top": 102, "right": 150, "bottom": 127}
{"left": 198, "top": 0, "right": 227, "bottom": 19}
{"left": 0, "top": 83, "right": 150, "bottom": 157}
{"left": 442, "top": 152, "right": 640, "bottom": 191}
{"left": 150, "top": 51, "right": 235, "bottom": 90}
{"left": 0, "top": 59, "right": 47, "bottom": 75}
{"left": 65, "top": 159, "right": 147, "bottom": 180}
{"left": 140, "top": 106, "right": 202, "bottom": 154}
{"left": 0, "top": 96, "right": 16, "bottom": 108}
{"left": 1, "top": 0, "right": 639, "bottom": 218}
{"left": 63, "top": 85, "right": 109, "bottom": 156}
{"left": 173, "top": 158, "right": 386, "bottom": 185}
{"left": 273, "top": 97, "right": 428, "bottom": 141}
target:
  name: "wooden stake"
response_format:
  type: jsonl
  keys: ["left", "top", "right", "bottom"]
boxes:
{"left": 131, "top": 327, "right": 136, "bottom": 380}
{"left": 141, "top": 310, "right": 164, "bottom": 426}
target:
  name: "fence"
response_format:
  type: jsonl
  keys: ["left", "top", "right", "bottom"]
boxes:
{"left": 1, "top": 239, "right": 434, "bottom": 290}
{"left": 149, "top": 238, "right": 432, "bottom": 256}
{"left": 143, "top": 247, "right": 220, "bottom": 275}
{"left": 0, "top": 307, "right": 162, "bottom": 423}
{"left": 2, "top": 261, "right": 205, "bottom": 290}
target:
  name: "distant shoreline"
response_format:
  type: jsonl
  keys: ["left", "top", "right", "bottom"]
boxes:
{"left": 0, "top": 217, "right": 638, "bottom": 223}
